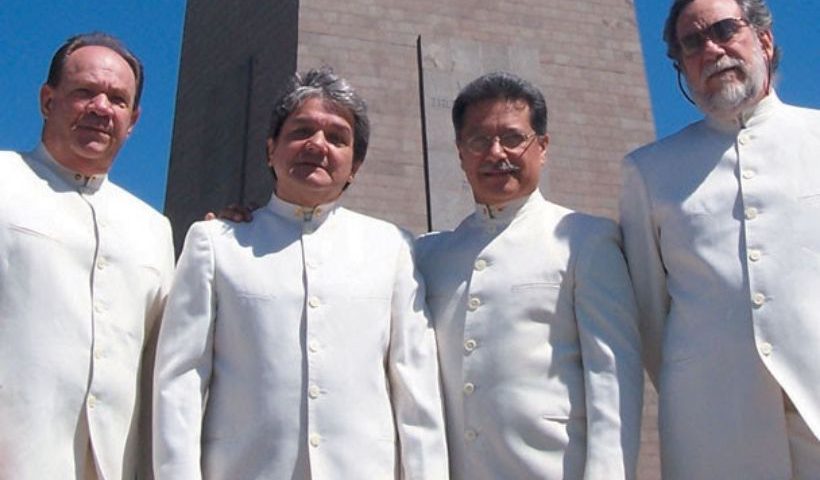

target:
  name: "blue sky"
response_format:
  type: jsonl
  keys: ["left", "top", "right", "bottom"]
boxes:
{"left": 1, "top": 1, "right": 818, "bottom": 211}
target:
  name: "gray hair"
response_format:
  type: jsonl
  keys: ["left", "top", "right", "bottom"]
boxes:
{"left": 663, "top": 0, "right": 780, "bottom": 72}
{"left": 451, "top": 71, "right": 548, "bottom": 140}
{"left": 268, "top": 67, "right": 370, "bottom": 163}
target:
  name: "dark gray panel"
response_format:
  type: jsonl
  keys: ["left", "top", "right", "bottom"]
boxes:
{"left": 165, "top": 0, "right": 299, "bottom": 254}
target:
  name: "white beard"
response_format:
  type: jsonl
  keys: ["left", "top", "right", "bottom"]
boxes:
{"left": 689, "top": 45, "right": 768, "bottom": 118}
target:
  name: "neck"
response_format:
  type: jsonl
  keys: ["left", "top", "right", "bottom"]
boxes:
{"left": 41, "top": 141, "right": 111, "bottom": 177}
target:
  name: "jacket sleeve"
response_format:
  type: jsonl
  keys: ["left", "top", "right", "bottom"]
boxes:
{"left": 138, "top": 217, "right": 176, "bottom": 480}
{"left": 152, "top": 222, "right": 217, "bottom": 479}
{"left": 574, "top": 220, "right": 643, "bottom": 480}
{"left": 619, "top": 156, "right": 669, "bottom": 385}
{"left": 387, "top": 232, "right": 450, "bottom": 480}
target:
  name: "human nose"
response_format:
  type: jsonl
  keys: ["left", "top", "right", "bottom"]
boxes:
{"left": 86, "top": 93, "right": 113, "bottom": 115}
{"left": 700, "top": 37, "right": 726, "bottom": 60}
{"left": 486, "top": 136, "right": 508, "bottom": 159}
{"left": 304, "top": 131, "right": 329, "bottom": 155}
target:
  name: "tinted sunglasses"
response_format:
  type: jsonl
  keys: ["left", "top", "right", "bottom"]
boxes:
{"left": 679, "top": 17, "right": 749, "bottom": 56}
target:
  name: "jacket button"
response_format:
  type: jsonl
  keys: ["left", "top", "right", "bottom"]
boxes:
{"left": 464, "top": 339, "right": 477, "bottom": 352}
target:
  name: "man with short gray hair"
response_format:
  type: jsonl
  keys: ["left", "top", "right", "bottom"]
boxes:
{"left": 153, "top": 67, "right": 448, "bottom": 479}
{"left": 620, "top": 0, "right": 820, "bottom": 478}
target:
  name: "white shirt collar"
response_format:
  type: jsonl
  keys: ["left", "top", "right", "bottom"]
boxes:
{"left": 472, "top": 189, "right": 543, "bottom": 226}
{"left": 266, "top": 192, "right": 338, "bottom": 227}
{"left": 32, "top": 143, "right": 107, "bottom": 193}
{"left": 706, "top": 92, "right": 781, "bottom": 132}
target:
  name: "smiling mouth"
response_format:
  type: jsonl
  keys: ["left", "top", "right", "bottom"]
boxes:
{"left": 292, "top": 162, "right": 329, "bottom": 173}
{"left": 75, "top": 125, "right": 111, "bottom": 135}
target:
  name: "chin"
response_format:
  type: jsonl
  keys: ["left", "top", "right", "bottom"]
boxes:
{"left": 72, "top": 146, "right": 112, "bottom": 162}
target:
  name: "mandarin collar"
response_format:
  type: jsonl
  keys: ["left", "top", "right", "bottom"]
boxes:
{"left": 472, "top": 189, "right": 542, "bottom": 226}
{"left": 31, "top": 143, "right": 107, "bottom": 193}
{"left": 706, "top": 92, "right": 781, "bottom": 133}
{"left": 266, "top": 193, "right": 338, "bottom": 227}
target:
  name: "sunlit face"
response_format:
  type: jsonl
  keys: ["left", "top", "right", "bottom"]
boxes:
{"left": 676, "top": 0, "right": 773, "bottom": 117}
{"left": 267, "top": 96, "right": 361, "bottom": 207}
{"left": 457, "top": 98, "right": 548, "bottom": 206}
{"left": 40, "top": 45, "right": 140, "bottom": 176}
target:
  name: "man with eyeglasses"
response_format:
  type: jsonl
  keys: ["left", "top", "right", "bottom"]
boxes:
{"left": 416, "top": 72, "right": 643, "bottom": 479}
{"left": 620, "top": 0, "right": 820, "bottom": 478}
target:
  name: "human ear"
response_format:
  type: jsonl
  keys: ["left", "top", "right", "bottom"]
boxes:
{"left": 39, "top": 85, "right": 54, "bottom": 118}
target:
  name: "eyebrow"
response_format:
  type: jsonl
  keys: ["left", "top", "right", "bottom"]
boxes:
{"left": 288, "top": 116, "right": 353, "bottom": 133}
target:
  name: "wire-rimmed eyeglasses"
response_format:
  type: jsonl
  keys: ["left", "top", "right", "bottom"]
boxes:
{"left": 460, "top": 131, "right": 538, "bottom": 156}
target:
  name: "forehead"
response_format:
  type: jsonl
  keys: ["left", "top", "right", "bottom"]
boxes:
{"left": 287, "top": 96, "right": 354, "bottom": 130}
{"left": 62, "top": 45, "right": 136, "bottom": 89}
{"left": 462, "top": 98, "right": 532, "bottom": 131}
{"left": 677, "top": 0, "right": 743, "bottom": 35}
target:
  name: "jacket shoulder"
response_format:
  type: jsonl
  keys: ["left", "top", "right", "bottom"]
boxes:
{"left": 339, "top": 207, "right": 412, "bottom": 242}
{"left": 414, "top": 229, "right": 456, "bottom": 260}
{"left": 106, "top": 181, "right": 169, "bottom": 228}
{"left": 625, "top": 120, "right": 707, "bottom": 169}
{"left": 0, "top": 150, "right": 23, "bottom": 163}
{"left": 546, "top": 202, "right": 619, "bottom": 243}
{"left": 0, "top": 150, "right": 31, "bottom": 179}
{"left": 779, "top": 103, "right": 820, "bottom": 133}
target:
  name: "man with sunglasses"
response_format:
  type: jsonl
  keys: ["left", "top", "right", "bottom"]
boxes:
{"left": 417, "top": 72, "right": 643, "bottom": 479}
{"left": 620, "top": 0, "right": 820, "bottom": 478}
